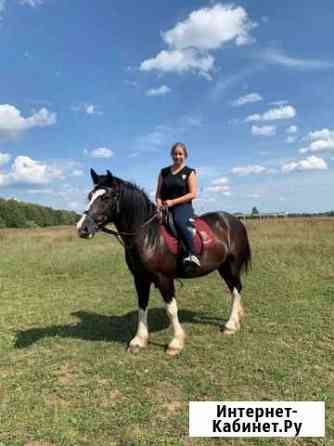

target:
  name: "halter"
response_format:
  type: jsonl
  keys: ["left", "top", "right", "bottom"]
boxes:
{"left": 83, "top": 186, "right": 161, "bottom": 244}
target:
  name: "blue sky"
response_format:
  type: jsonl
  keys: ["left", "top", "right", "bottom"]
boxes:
{"left": 0, "top": 0, "right": 334, "bottom": 214}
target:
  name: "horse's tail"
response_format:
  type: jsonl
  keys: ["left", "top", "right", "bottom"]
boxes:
{"left": 241, "top": 222, "right": 252, "bottom": 274}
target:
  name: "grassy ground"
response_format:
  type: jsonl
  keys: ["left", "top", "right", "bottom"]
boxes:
{"left": 0, "top": 220, "right": 333, "bottom": 446}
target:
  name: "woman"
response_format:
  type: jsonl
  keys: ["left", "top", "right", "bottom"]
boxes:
{"left": 155, "top": 142, "right": 200, "bottom": 268}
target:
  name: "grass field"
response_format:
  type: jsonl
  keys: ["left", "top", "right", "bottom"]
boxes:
{"left": 0, "top": 219, "right": 333, "bottom": 446}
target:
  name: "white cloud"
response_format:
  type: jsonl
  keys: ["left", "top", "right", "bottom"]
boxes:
{"left": 232, "top": 92, "right": 262, "bottom": 107}
{"left": 205, "top": 176, "right": 231, "bottom": 195}
{"left": 85, "top": 104, "right": 99, "bottom": 115}
{"left": 286, "top": 136, "right": 296, "bottom": 144}
{"left": 282, "top": 155, "right": 328, "bottom": 173}
{"left": 140, "top": 48, "right": 214, "bottom": 79}
{"left": 231, "top": 164, "right": 273, "bottom": 175}
{"left": 0, "top": 152, "right": 11, "bottom": 165}
{"left": 212, "top": 176, "right": 229, "bottom": 185}
{"left": 163, "top": 4, "right": 256, "bottom": 50}
{"left": 140, "top": 3, "right": 256, "bottom": 78}
{"left": 87, "top": 147, "right": 114, "bottom": 159}
{"left": 245, "top": 105, "right": 296, "bottom": 122}
{"left": 309, "top": 129, "right": 333, "bottom": 140}
{"left": 72, "top": 103, "right": 102, "bottom": 115}
{"left": 206, "top": 186, "right": 231, "bottom": 195}
{"left": 19, "top": 0, "right": 44, "bottom": 6}
{"left": 286, "top": 125, "right": 298, "bottom": 134}
{"left": 258, "top": 48, "right": 334, "bottom": 70}
{"left": 0, "top": 104, "right": 56, "bottom": 140}
{"left": 251, "top": 125, "right": 276, "bottom": 136}
{"left": 0, "top": 156, "right": 64, "bottom": 186}
{"left": 299, "top": 128, "right": 334, "bottom": 154}
{"left": 270, "top": 100, "right": 288, "bottom": 106}
{"left": 196, "top": 166, "right": 220, "bottom": 178}
{"left": 146, "top": 85, "right": 171, "bottom": 96}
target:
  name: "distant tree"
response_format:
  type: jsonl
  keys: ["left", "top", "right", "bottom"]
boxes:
{"left": 0, "top": 197, "right": 80, "bottom": 228}
{"left": 251, "top": 206, "right": 259, "bottom": 215}
{"left": 1, "top": 200, "right": 26, "bottom": 227}
{"left": 0, "top": 216, "right": 6, "bottom": 228}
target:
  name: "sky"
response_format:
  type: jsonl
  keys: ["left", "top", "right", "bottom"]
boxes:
{"left": 0, "top": 0, "right": 334, "bottom": 214}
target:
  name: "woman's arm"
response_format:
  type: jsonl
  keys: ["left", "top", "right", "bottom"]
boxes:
{"left": 165, "top": 171, "right": 197, "bottom": 207}
{"left": 155, "top": 172, "right": 163, "bottom": 208}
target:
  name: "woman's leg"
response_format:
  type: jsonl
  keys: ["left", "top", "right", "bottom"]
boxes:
{"left": 172, "top": 203, "right": 197, "bottom": 256}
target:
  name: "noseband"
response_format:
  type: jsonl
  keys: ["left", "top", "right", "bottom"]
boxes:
{"left": 82, "top": 211, "right": 99, "bottom": 231}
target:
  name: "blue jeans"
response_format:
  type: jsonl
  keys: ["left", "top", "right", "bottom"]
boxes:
{"left": 171, "top": 203, "right": 196, "bottom": 255}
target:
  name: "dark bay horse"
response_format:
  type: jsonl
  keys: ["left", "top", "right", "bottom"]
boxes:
{"left": 77, "top": 169, "right": 251, "bottom": 355}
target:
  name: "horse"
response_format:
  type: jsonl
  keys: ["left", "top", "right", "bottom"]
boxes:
{"left": 77, "top": 169, "right": 251, "bottom": 356}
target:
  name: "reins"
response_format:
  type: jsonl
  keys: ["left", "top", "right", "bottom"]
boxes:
{"left": 101, "top": 208, "right": 161, "bottom": 244}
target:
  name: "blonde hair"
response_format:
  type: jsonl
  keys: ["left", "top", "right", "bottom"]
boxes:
{"left": 170, "top": 142, "right": 188, "bottom": 158}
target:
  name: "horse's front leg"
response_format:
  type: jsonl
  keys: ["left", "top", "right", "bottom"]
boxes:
{"left": 159, "top": 276, "right": 185, "bottom": 356}
{"left": 128, "top": 275, "right": 151, "bottom": 354}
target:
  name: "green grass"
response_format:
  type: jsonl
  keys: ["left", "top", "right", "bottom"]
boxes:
{"left": 0, "top": 220, "right": 333, "bottom": 446}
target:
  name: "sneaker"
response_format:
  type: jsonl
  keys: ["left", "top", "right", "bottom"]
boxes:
{"left": 183, "top": 254, "right": 201, "bottom": 267}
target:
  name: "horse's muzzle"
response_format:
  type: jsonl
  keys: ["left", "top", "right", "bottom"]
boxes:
{"left": 77, "top": 214, "right": 97, "bottom": 239}
{"left": 78, "top": 226, "right": 95, "bottom": 239}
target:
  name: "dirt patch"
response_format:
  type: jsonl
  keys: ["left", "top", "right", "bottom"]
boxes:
{"left": 55, "top": 363, "right": 76, "bottom": 386}
{"left": 165, "top": 400, "right": 184, "bottom": 416}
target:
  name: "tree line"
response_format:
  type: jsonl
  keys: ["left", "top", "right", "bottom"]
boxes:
{"left": 0, "top": 198, "right": 79, "bottom": 229}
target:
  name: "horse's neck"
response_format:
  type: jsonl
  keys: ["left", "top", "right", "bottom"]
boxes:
{"left": 113, "top": 196, "right": 157, "bottom": 241}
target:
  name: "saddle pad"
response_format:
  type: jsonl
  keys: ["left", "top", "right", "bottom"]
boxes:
{"left": 160, "top": 218, "right": 215, "bottom": 256}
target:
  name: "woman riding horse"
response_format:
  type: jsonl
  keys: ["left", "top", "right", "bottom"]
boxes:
{"left": 156, "top": 142, "right": 200, "bottom": 268}
{"left": 77, "top": 169, "right": 251, "bottom": 356}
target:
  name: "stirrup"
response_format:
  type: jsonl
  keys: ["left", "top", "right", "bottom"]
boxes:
{"left": 183, "top": 254, "right": 201, "bottom": 267}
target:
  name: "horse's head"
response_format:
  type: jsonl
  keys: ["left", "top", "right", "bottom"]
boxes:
{"left": 77, "top": 169, "right": 119, "bottom": 239}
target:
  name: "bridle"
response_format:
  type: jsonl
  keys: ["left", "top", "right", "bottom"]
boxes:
{"left": 83, "top": 186, "right": 162, "bottom": 244}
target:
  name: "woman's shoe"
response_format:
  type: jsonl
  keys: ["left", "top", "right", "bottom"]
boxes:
{"left": 183, "top": 254, "right": 201, "bottom": 267}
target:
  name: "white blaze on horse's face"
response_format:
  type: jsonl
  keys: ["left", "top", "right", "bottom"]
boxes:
{"left": 77, "top": 189, "right": 106, "bottom": 236}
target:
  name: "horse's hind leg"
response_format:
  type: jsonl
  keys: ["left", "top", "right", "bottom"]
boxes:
{"left": 218, "top": 259, "right": 245, "bottom": 336}
{"left": 128, "top": 275, "right": 151, "bottom": 354}
{"left": 158, "top": 276, "right": 185, "bottom": 356}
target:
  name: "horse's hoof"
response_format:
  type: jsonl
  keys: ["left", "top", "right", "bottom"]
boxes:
{"left": 166, "top": 346, "right": 182, "bottom": 356}
{"left": 127, "top": 344, "right": 143, "bottom": 354}
{"left": 222, "top": 327, "right": 236, "bottom": 336}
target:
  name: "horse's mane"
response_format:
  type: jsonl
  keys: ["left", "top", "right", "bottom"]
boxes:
{"left": 98, "top": 174, "right": 159, "bottom": 246}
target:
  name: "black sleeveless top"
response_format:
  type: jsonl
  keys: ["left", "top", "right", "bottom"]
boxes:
{"left": 160, "top": 166, "right": 196, "bottom": 201}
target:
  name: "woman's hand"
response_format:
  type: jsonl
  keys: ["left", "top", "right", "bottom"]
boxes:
{"left": 165, "top": 199, "right": 175, "bottom": 208}
{"left": 156, "top": 198, "right": 163, "bottom": 209}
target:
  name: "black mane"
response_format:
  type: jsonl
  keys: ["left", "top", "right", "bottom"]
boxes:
{"left": 97, "top": 174, "right": 159, "bottom": 246}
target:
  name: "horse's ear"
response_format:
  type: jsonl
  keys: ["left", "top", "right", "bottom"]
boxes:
{"left": 90, "top": 168, "right": 99, "bottom": 184}
{"left": 107, "top": 170, "right": 113, "bottom": 181}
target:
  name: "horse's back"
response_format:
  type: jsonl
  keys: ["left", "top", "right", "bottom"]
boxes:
{"left": 198, "top": 211, "right": 251, "bottom": 271}
{"left": 197, "top": 210, "right": 245, "bottom": 233}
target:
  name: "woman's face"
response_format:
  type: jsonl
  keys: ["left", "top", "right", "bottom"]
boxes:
{"left": 172, "top": 146, "right": 186, "bottom": 165}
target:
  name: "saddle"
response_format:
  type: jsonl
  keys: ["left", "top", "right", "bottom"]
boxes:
{"left": 158, "top": 205, "right": 215, "bottom": 256}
